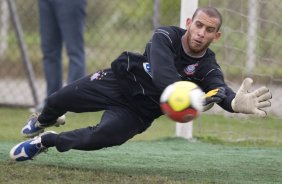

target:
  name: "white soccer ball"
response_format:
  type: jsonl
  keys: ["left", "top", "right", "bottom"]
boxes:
{"left": 160, "top": 81, "right": 204, "bottom": 123}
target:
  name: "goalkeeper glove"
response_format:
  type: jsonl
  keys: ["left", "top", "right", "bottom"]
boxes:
{"left": 203, "top": 87, "right": 226, "bottom": 111}
{"left": 231, "top": 78, "right": 272, "bottom": 117}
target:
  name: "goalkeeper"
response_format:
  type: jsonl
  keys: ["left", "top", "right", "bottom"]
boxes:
{"left": 10, "top": 7, "right": 271, "bottom": 161}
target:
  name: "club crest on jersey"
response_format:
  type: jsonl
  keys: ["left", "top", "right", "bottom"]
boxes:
{"left": 143, "top": 62, "right": 152, "bottom": 77}
{"left": 184, "top": 63, "right": 198, "bottom": 76}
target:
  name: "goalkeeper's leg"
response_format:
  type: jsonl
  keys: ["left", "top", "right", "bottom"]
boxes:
{"left": 21, "top": 69, "right": 127, "bottom": 138}
{"left": 12, "top": 107, "right": 152, "bottom": 161}
{"left": 42, "top": 107, "right": 152, "bottom": 152}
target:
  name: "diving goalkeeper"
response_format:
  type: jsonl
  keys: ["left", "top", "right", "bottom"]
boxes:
{"left": 10, "top": 7, "right": 271, "bottom": 161}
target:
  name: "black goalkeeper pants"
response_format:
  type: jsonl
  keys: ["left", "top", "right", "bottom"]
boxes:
{"left": 38, "top": 69, "right": 160, "bottom": 152}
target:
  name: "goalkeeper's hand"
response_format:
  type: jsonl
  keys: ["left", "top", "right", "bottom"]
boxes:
{"left": 231, "top": 78, "right": 272, "bottom": 117}
{"left": 203, "top": 87, "right": 226, "bottom": 111}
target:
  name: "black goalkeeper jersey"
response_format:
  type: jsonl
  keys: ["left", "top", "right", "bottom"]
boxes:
{"left": 111, "top": 26, "right": 235, "bottom": 113}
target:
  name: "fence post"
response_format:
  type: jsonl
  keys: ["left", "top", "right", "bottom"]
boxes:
{"left": 176, "top": 0, "right": 198, "bottom": 139}
{"left": 0, "top": 0, "right": 9, "bottom": 57}
{"left": 6, "top": 0, "right": 39, "bottom": 106}
{"left": 153, "top": 0, "right": 160, "bottom": 30}
{"left": 246, "top": 0, "right": 258, "bottom": 74}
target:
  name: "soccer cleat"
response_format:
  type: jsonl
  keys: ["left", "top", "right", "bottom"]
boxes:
{"left": 10, "top": 131, "right": 57, "bottom": 161}
{"left": 21, "top": 113, "right": 65, "bottom": 138}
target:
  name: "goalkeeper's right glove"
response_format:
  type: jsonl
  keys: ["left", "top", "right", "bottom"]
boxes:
{"left": 203, "top": 87, "right": 226, "bottom": 111}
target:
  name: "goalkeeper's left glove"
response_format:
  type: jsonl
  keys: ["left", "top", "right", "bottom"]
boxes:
{"left": 203, "top": 87, "right": 227, "bottom": 111}
{"left": 231, "top": 78, "right": 272, "bottom": 117}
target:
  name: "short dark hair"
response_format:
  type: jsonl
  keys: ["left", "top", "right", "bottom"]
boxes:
{"left": 192, "top": 7, "right": 222, "bottom": 31}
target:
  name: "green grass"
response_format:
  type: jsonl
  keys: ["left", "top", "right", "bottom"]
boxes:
{"left": 1, "top": 107, "right": 282, "bottom": 145}
{"left": 194, "top": 114, "right": 282, "bottom": 147}
{"left": 0, "top": 108, "right": 176, "bottom": 142}
{"left": 1, "top": 139, "right": 282, "bottom": 184}
{"left": 0, "top": 107, "right": 282, "bottom": 183}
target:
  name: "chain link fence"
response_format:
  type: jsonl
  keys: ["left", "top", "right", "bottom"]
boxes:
{"left": 0, "top": 0, "right": 281, "bottom": 118}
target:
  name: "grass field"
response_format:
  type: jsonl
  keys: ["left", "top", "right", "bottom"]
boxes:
{"left": 0, "top": 107, "right": 282, "bottom": 183}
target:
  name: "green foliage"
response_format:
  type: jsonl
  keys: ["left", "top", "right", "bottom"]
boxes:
{"left": 160, "top": 0, "right": 181, "bottom": 26}
{"left": 4, "top": 0, "right": 282, "bottom": 80}
{"left": 118, "top": 0, "right": 154, "bottom": 29}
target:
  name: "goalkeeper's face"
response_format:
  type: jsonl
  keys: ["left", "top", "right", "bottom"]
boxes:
{"left": 184, "top": 11, "right": 221, "bottom": 55}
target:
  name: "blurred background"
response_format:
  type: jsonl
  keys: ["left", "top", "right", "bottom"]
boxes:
{"left": 0, "top": 0, "right": 281, "bottom": 119}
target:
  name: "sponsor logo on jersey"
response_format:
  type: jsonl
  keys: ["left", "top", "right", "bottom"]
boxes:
{"left": 184, "top": 63, "right": 198, "bottom": 76}
{"left": 143, "top": 62, "right": 152, "bottom": 77}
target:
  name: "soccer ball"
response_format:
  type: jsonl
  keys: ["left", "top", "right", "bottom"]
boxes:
{"left": 160, "top": 81, "right": 204, "bottom": 123}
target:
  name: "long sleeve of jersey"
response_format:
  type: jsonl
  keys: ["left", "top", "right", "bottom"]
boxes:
{"left": 148, "top": 28, "right": 182, "bottom": 91}
{"left": 198, "top": 69, "right": 235, "bottom": 112}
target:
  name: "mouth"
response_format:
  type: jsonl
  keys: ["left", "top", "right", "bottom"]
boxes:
{"left": 194, "top": 39, "right": 202, "bottom": 45}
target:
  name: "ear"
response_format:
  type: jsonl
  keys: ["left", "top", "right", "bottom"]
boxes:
{"left": 185, "top": 18, "right": 192, "bottom": 29}
{"left": 213, "top": 31, "right": 221, "bottom": 42}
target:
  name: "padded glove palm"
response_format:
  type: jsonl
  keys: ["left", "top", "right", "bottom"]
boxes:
{"left": 231, "top": 78, "right": 272, "bottom": 117}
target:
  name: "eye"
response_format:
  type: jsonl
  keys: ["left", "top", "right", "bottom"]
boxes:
{"left": 207, "top": 28, "right": 215, "bottom": 33}
{"left": 195, "top": 22, "right": 203, "bottom": 28}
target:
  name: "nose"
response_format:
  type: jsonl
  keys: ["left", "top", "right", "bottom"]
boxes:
{"left": 197, "top": 28, "right": 205, "bottom": 38}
